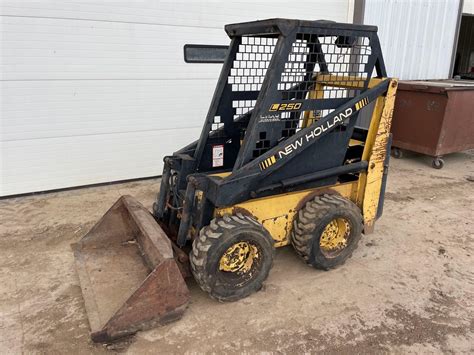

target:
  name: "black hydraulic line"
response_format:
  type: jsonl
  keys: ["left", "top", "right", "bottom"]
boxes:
{"left": 176, "top": 179, "right": 197, "bottom": 247}
{"left": 253, "top": 161, "right": 368, "bottom": 195}
{"left": 154, "top": 159, "right": 171, "bottom": 219}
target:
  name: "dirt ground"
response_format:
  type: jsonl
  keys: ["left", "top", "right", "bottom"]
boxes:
{"left": 0, "top": 150, "right": 473, "bottom": 354}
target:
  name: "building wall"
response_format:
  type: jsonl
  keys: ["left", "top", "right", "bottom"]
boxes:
{"left": 464, "top": 0, "right": 474, "bottom": 14}
{"left": 364, "top": 0, "right": 461, "bottom": 80}
{"left": 0, "top": 1, "right": 353, "bottom": 196}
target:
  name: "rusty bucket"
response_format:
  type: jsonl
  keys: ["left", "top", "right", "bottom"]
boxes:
{"left": 71, "top": 195, "right": 190, "bottom": 342}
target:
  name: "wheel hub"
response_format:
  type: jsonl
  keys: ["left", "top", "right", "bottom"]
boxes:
{"left": 219, "top": 241, "right": 259, "bottom": 273}
{"left": 319, "top": 217, "right": 351, "bottom": 253}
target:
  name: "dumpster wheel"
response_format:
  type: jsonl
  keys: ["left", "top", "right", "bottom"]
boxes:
{"left": 190, "top": 214, "right": 274, "bottom": 302}
{"left": 392, "top": 147, "right": 403, "bottom": 159}
{"left": 432, "top": 157, "right": 444, "bottom": 169}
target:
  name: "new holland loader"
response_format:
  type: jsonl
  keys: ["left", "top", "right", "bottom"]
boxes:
{"left": 72, "top": 18, "right": 397, "bottom": 342}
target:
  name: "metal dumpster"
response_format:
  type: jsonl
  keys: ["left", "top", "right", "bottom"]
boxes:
{"left": 391, "top": 80, "right": 474, "bottom": 169}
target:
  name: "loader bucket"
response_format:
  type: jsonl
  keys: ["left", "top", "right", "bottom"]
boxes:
{"left": 71, "top": 195, "right": 190, "bottom": 343}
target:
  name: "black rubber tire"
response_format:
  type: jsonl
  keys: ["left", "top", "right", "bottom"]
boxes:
{"left": 291, "top": 194, "right": 363, "bottom": 270}
{"left": 432, "top": 157, "right": 444, "bottom": 169}
{"left": 190, "top": 214, "right": 275, "bottom": 302}
{"left": 392, "top": 148, "right": 403, "bottom": 159}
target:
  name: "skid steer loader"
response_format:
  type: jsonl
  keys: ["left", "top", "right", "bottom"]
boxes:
{"left": 72, "top": 18, "right": 397, "bottom": 342}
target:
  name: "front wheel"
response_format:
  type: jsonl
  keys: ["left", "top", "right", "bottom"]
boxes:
{"left": 190, "top": 214, "right": 275, "bottom": 302}
{"left": 291, "top": 194, "right": 363, "bottom": 270}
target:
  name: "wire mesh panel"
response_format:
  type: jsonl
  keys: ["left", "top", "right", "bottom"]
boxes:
{"left": 223, "top": 33, "right": 376, "bottom": 162}
{"left": 228, "top": 37, "right": 277, "bottom": 93}
{"left": 211, "top": 35, "right": 275, "bottom": 140}
{"left": 209, "top": 115, "right": 225, "bottom": 137}
{"left": 253, "top": 131, "right": 271, "bottom": 158}
{"left": 232, "top": 99, "right": 257, "bottom": 121}
{"left": 226, "top": 36, "right": 278, "bottom": 147}
{"left": 279, "top": 34, "right": 371, "bottom": 100}
{"left": 227, "top": 36, "right": 278, "bottom": 131}
{"left": 196, "top": 21, "right": 384, "bottom": 172}
{"left": 258, "top": 33, "right": 373, "bottom": 157}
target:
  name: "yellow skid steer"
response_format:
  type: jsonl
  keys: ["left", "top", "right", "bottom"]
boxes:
{"left": 73, "top": 18, "right": 397, "bottom": 342}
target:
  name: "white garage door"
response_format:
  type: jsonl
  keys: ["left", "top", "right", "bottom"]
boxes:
{"left": 0, "top": 1, "right": 353, "bottom": 196}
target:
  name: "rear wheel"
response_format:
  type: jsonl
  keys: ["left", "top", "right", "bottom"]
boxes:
{"left": 190, "top": 214, "right": 274, "bottom": 302}
{"left": 291, "top": 194, "right": 363, "bottom": 270}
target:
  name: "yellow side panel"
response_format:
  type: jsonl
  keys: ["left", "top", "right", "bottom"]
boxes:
{"left": 360, "top": 79, "right": 398, "bottom": 232}
{"left": 216, "top": 182, "right": 358, "bottom": 247}
{"left": 355, "top": 95, "right": 385, "bottom": 208}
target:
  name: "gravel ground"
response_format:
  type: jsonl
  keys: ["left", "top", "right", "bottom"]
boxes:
{"left": 0, "top": 150, "right": 473, "bottom": 354}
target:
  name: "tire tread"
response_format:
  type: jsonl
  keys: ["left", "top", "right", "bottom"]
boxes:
{"left": 290, "top": 194, "right": 362, "bottom": 270}
{"left": 190, "top": 214, "right": 274, "bottom": 301}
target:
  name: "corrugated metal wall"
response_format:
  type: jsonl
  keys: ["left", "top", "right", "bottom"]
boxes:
{"left": 364, "top": 0, "right": 460, "bottom": 80}
{"left": 0, "top": 1, "right": 353, "bottom": 196}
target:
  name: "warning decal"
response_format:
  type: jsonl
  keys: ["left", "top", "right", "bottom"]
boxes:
{"left": 212, "top": 144, "right": 224, "bottom": 167}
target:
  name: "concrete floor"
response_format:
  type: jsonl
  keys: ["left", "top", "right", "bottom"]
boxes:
{"left": 0, "top": 150, "right": 473, "bottom": 354}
